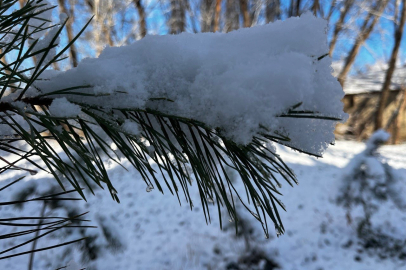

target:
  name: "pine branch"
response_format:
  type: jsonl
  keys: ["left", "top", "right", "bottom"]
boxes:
{"left": 0, "top": 0, "right": 343, "bottom": 244}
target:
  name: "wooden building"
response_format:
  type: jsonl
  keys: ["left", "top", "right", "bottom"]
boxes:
{"left": 334, "top": 64, "right": 406, "bottom": 143}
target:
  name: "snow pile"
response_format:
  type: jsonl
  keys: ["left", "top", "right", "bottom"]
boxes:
{"left": 1, "top": 141, "right": 406, "bottom": 270}
{"left": 25, "top": 13, "right": 345, "bottom": 153}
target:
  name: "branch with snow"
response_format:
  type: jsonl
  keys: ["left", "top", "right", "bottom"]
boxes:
{"left": 0, "top": 4, "right": 345, "bottom": 237}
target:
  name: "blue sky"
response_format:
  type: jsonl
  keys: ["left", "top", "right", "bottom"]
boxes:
{"left": 44, "top": 0, "right": 406, "bottom": 75}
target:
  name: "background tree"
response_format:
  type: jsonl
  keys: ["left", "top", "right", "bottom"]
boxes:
{"left": 375, "top": 0, "right": 406, "bottom": 130}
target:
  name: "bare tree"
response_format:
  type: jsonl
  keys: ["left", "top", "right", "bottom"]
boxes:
{"left": 311, "top": 0, "right": 320, "bottom": 16}
{"left": 329, "top": 0, "right": 355, "bottom": 56}
{"left": 375, "top": 0, "right": 406, "bottom": 130}
{"left": 326, "top": 0, "right": 337, "bottom": 21}
{"left": 288, "top": 0, "right": 302, "bottom": 17}
{"left": 337, "top": 0, "right": 390, "bottom": 87}
{"left": 169, "top": 0, "right": 186, "bottom": 34}
{"left": 201, "top": 0, "right": 215, "bottom": 32}
{"left": 289, "top": 0, "right": 294, "bottom": 16}
{"left": 87, "top": 0, "right": 117, "bottom": 55}
{"left": 225, "top": 0, "right": 239, "bottom": 32}
{"left": 214, "top": 0, "right": 222, "bottom": 32}
{"left": 296, "top": 0, "right": 302, "bottom": 16}
{"left": 385, "top": 89, "right": 406, "bottom": 143}
{"left": 133, "top": 0, "right": 147, "bottom": 38}
{"left": 58, "top": 0, "right": 78, "bottom": 67}
{"left": 250, "top": 0, "right": 262, "bottom": 26}
{"left": 392, "top": 91, "right": 406, "bottom": 143}
{"left": 266, "top": 0, "right": 281, "bottom": 23}
{"left": 185, "top": 0, "right": 199, "bottom": 33}
{"left": 240, "top": 0, "right": 250, "bottom": 27}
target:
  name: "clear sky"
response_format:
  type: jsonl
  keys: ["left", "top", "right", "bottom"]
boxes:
{"left": 43, "top": 0, "right": 406, "bottom": 75}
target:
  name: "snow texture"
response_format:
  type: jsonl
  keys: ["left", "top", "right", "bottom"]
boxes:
{"left": 1, "top": 140, "right": 405, "bottom": 270}
{"left": 49, "top": 97, "right": 81, "bottom": 118}
{"left": 121, "top": 119, "right": 140, "bottom": 135}
{"left": 65, "top": 260, "right": 80, "bottom": 270}
{"left": 26, "top": 13, "right": 345, "bottom": 153}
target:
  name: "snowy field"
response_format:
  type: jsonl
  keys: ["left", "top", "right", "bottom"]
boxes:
{"left": 1, "top": 140, "right": 406, "bottom": 270}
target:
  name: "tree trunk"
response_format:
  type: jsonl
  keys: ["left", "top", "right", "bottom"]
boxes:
{"left": 133, "top": 0, "right": 147, "bottom": 38}
{"left": 312, "top": 0, "right": 320, "bottom": 16}
{"left": 250, "top": 0, "right": 262, "bottom": 26}
{"left": 289, "top": 0, "right": 294, "bottom": 17}
{"left": 169, "top": 0, "right": 186, "bottom": 34}
{"left": 266, "top": 0, "right": 281, "bottom": 23}
{"left": 386, "top": 90, "right": 406, "bottom": 143}
{"left": 214, "top": 0, "right": 222, "bottom": 32}
{"left": 58, "top": 0, "right": 78, "bottom": 67}
{"left": 225, "top": 0, "right": 239, "bottom": 32}
{"left": 296, "top": 0, "right": 302, "bottom": 16}
{"left": 239, "top": 0, "right": 250, "bottom": 27}
{"left": 375, "top": 0, "right": 406, "bottom": 130}
{"left": 201, "top": 0, "right": 214, "bottom": 32}
{"left": 394, "top": 92, "right": 406, "bottom": 144}
{"left": 337, "top": 0, "right": 389, "bottom": 88}
{"left": 185, "top": 0, "right": 198, "bottom": 33}
{"left": 326, "top": 0, "right": 337, "bottom": 21}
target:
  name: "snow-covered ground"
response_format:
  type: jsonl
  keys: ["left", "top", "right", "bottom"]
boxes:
{"left": 1, "top": 140, "right": 406, "bottom": 270}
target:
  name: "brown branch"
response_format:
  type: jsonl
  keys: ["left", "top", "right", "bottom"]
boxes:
{"left": 337, "top": 0, "right": 389, "bottom": 87}
{"left": 169, "top": 0, "right": 186, "bottom": 34}
{"left": 0, "top": 156, "right": 38, "bottom": 175}
{"left": 0, "top": 97, "right": 53, "bottom": 112}
{"left": 329, "top": 0, "right": 354, "bottom": 56}
{"left": 225, "top": 0, "right": 239, "bottom": 32}
{"left": 58, "top": 0, "right": 78, "bottom": 67}
{"left": 312, "top": 0, "right": 320, "bottom": 16}
{"left": 266, "top": 0, "right": 281, "bottom": 23}
{"left": 239, "top": 0, "right": 250, "bottom": 27}
{"left": 326, "top": 0, "right": 337, "bottom": 21}
{"left": 133, "top": 0, "right": 147, "bottom": 38}
{"left": 214, "top": 0, "right": 222, "bottom": 32}
{"left": 296, "top": 0, "right": 302, "bottom": 16}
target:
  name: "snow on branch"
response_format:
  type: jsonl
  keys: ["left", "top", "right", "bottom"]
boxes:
{"left": 0, "top": 9, "right": 346, "bottom": 236}
{"left": 18, "top": 13, "right": 346, "bottom": 152}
